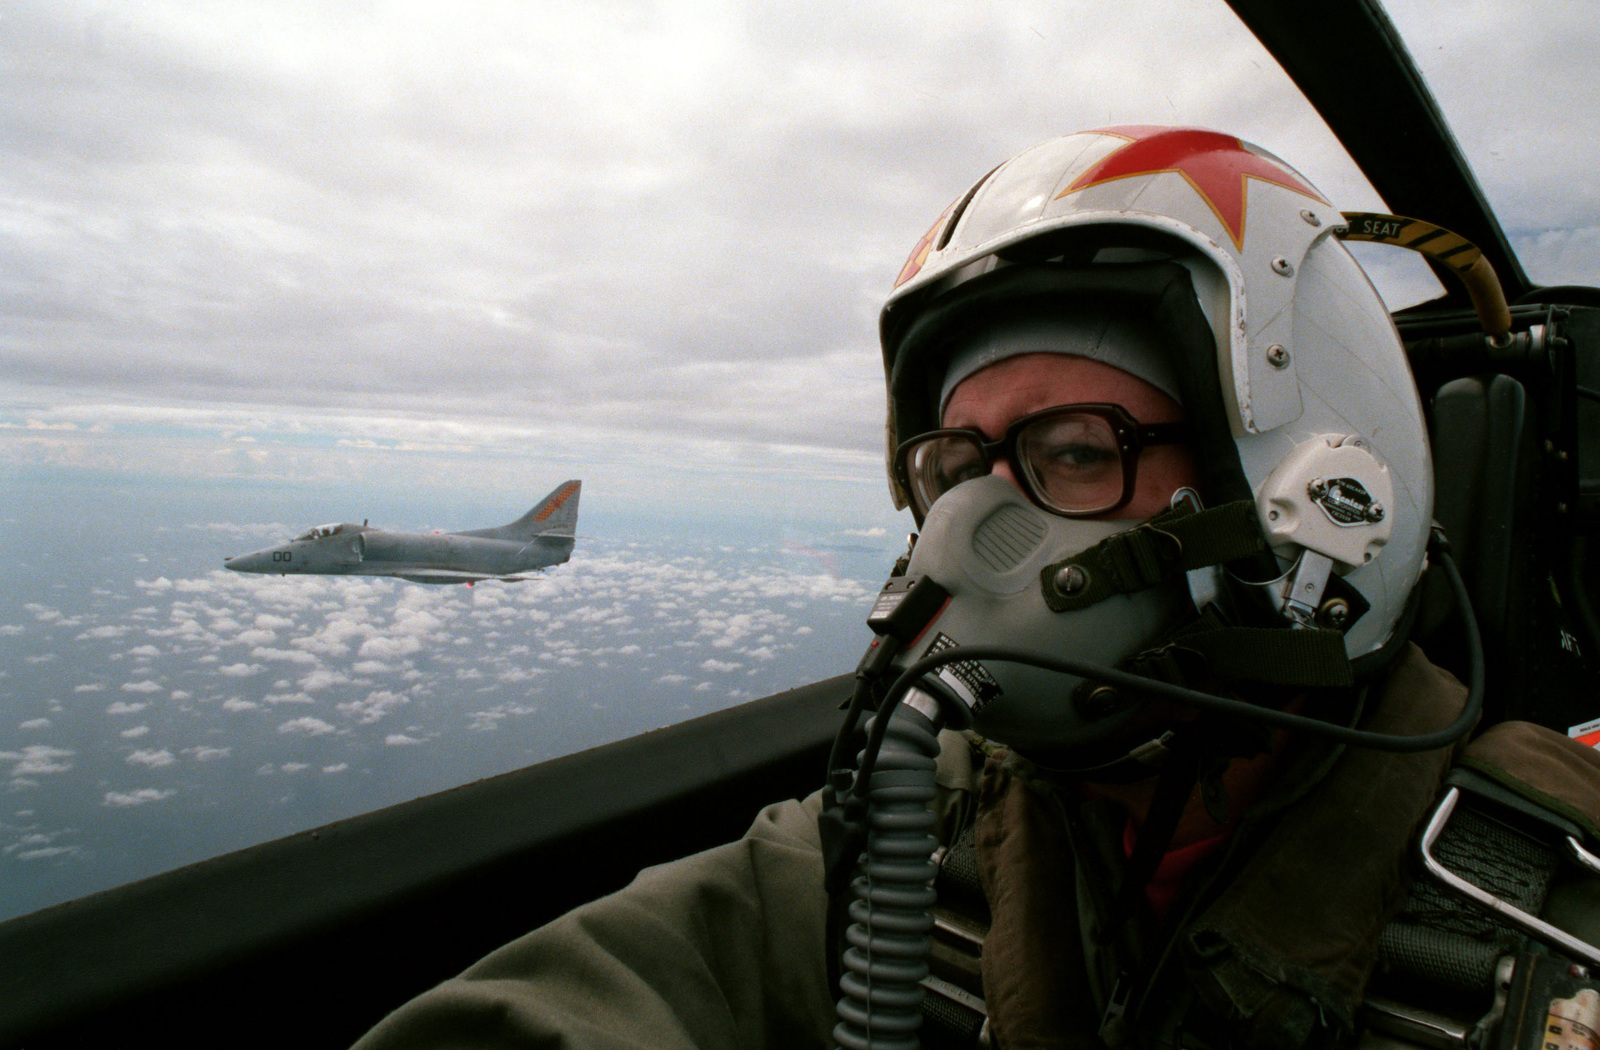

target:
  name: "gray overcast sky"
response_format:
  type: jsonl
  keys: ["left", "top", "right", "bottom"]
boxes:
{"left": 2, "top": 0, "right": 1597, "bottom": 521}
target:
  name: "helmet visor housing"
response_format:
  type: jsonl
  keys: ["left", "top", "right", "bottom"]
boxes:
{"left": 895, "top": 403, "right": 1191, "bottom": 523}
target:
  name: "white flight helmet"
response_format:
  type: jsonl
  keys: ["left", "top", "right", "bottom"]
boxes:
{"left": 881, "top": 126, "right": 1432, "bottom": 663}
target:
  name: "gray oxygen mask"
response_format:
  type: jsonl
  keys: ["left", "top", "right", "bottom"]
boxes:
{"left": 897, "top": 474, "right": 1189, "bottom": 752}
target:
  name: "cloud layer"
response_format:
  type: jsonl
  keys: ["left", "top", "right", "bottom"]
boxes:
{"left": 0, "top": 521, "right": 885, "bottom": 920}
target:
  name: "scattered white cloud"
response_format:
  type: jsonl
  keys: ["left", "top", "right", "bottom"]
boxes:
{"left": 263, "top": 691, "right": 314, "bottom": 705}
{"left": 278, "top": 717, "right": 337, "bottom": 737}
{"left": 126, "top": 748, "right": 176, "bottom": 769}
{"left": 357, "top": 636, "right": 423, "bottom": 660}
{"left": 4, "top": 831, "right": 83, "bottom": 863}
{"left": 2, "top": 746, "right": 75, "bottom": 778}
{"left": 338, "top": 690, "right": 409, "bottom": 725}
{"left": 103, "top": 788, "right": 176, "bottom": 808}
{"left": 298, "top": 669, "right": 349, "bottom": 692}
{"left": 14, "top": 845, "right": 76, "bottom": 861}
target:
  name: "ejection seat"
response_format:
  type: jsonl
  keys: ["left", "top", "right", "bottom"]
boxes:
{"left": 1356, "top": 301, "right": 1600, "bottom": 1047}
{"left": 1410, "top": 305, "right": 1600, "bottom": 731}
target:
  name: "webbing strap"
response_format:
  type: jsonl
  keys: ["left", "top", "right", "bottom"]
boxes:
{"left": 1173, "top": 626, "right": 1355, "bottom": 688}
{"left": 1377, "top": 794, "right": 1557, "bottom": 997}
{"left": 1117, "top": 603, "right": 1356, "bottom": 690}
{"left": 1040, "top": 500, "right": 1267, "bottom": 612}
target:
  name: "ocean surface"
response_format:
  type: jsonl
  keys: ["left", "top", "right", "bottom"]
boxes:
{"left": 0, "top": 478, "right": 901, "bottom": 920}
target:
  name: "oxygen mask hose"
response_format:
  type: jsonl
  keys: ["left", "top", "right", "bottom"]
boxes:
{"left": 833, "top": 698, "right": 941, "bottom": 1050}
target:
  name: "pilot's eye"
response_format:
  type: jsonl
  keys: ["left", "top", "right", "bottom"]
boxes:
{"left": 928, "top": 437, "right": 986, "bottom": 488}
{"left": 1019, "top": 414, "right": 1123, "bottom": 508}
{"left": 1039, "top": 441, "right": 1117, "bottom": 472}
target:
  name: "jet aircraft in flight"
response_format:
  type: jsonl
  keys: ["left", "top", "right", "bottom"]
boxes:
{"left": 224, "top": 480, "right": 580, "bottom": 584}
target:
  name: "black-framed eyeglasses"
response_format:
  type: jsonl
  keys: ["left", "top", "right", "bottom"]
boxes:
{"left": 895, "top": 403, "right": 1192, "bottom": 521}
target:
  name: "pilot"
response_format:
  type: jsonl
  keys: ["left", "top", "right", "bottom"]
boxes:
{"left": 354, "top": 127, "right": 1598, "bottom": 1050}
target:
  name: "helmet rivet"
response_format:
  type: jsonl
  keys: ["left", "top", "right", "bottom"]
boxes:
{"left": 1271, "top": 257, "right": 1295, "bottom": 277}
{"left": 1077, "top": 685, "right": 1120, "bottom": 720}
{"left": 1266, "top": 344, "right": 1291, "bottom": 368}
{"left": 1054, "top": 564, "right": 1088, "bottom": 596}
{"left": 1317, "top": 597, "right": 1351, "bottom": 629}
{"left": 1300, "top": 209, "right": 1321, "bottom": 227}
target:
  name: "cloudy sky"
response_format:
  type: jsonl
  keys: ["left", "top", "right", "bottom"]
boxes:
{"left": 3, "top": 0, "right": 1596, "bottom": 524}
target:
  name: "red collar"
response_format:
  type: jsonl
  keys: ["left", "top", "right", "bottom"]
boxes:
{"left": 1122, "top": 818, "right": 1233, "bottom": 923}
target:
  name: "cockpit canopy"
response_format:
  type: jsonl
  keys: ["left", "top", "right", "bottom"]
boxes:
{"left": 294, "top": 523, "right": 346, "bottom": 541}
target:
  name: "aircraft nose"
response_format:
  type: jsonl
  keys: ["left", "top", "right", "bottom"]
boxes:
{"left": 224, "top": 549, "right": 272, "bottom": 573}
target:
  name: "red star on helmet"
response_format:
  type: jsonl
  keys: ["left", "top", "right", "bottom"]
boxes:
{"left": 894, "top": 199, "right": 956, "bottom": 289}
{"left": 1057, "top": 126, "right": 1326, "bottom": 250}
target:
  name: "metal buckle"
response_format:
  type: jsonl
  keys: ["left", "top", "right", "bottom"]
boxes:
{"left": 1271, "top": 549, "right": 1335, "bottom": 627}
{"left": 1361, "top": 955, "right": 1515, "bottom": 1050}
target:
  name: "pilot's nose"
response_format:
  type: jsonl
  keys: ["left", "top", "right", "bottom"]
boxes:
{"left": 990, "top": 456, "right": 1025, "bottom": 491}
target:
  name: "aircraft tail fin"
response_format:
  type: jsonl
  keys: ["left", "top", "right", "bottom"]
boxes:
{"left": 461, "top": 481, "right": 581, "bottom": 541}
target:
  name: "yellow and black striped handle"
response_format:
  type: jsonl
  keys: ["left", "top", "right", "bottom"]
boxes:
{"left": 1338, "top": 212, "right": 1512, "bottom": 336}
